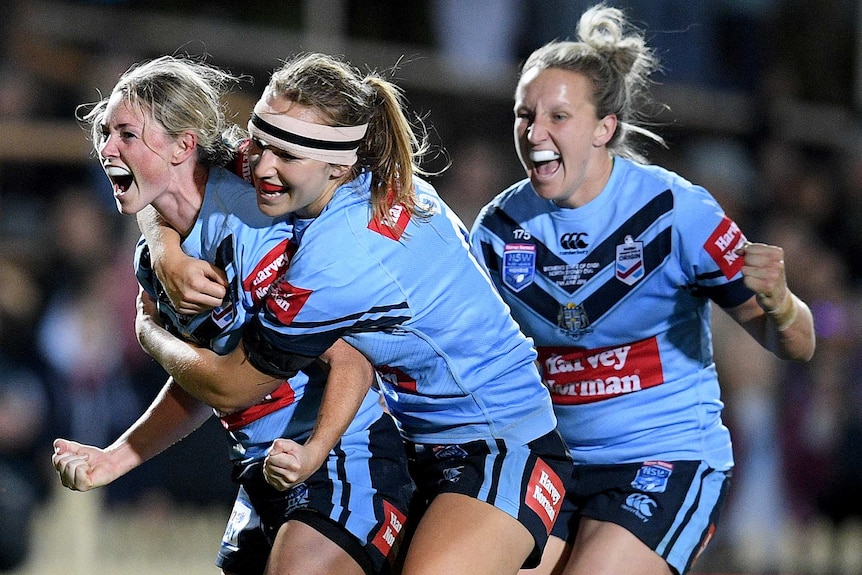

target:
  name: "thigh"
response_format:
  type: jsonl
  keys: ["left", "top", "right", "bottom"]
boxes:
{"left": 267, "top": 520, "right": 365, "bottom": 575}
{"left": 406, "top": 431, "right": 572, "bottom": 570}
{"left": 517, "top": 535, "right": 571, "bottom": 575}
{"left": 573, "top": 460, "right": 730, "bottom": 575}
{"left": 565, "top": 518, "right": 672, "bottom": 575}
{"left": 403, "top": 492, "right": 534, "bottom": 575}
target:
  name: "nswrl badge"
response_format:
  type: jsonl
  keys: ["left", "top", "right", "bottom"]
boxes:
{"left": 502, "top": 243, "right": 536, "bottom": 292}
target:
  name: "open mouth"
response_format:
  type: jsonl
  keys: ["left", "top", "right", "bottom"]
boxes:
{"left": 106, "top": 166, "right": 133, "bottom": 193}
{"left": 530, "top": 150, "right": 561, "bottom": 177}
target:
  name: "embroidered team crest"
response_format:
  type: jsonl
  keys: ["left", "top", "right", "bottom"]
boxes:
{"left": 631, "top": 461, "right": 673, "bottom": 493}
{"left": 616, "top": 235, "right": 644, "bottom": 285}
{"left": 502, "top": 243, "right": 536, "bottom": 292}
{"left": 558, "top": 302, "right": 590, "bottom": 338}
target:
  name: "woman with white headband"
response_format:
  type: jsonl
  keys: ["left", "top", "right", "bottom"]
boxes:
{"left": 51, "top": 55, "right": 416, "bottom": 575}
{"left": 138, "top": 52, "right": 572, "bottom": 575}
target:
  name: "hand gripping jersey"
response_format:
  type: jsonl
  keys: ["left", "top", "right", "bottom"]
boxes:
{"left": 470, "top": 158, "right": 755, "bottom": 471}
{"left": 244, "top": 172, "right": 558, "bottom": 445}
{"left": 135, "top": 166, "right": 385, "bottom": 464}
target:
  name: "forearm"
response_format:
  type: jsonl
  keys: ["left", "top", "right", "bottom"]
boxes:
{"left": 137, "top": 314, "right": 284, "bottom": 413}
{"left": 302, "top": 341, "right": 375, "bottom": 468}
{"left": 106, "top": 379, "right": 212, "bottom": 474}
{"left": 762, "top": 292, "right": 816, "bottom": 361}
{"left": 732, "top": 292, "right": 816, "bottom": 362}
{"left": 137, "top": 205, "right": 183, "bottom": 266}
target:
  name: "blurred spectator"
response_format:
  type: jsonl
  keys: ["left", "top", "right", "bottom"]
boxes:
{"left": 430, "top": 0, "right": 523, "bottom": 85}
{"left": 0, "top": 255, "right": 51, "bottom": 571}
{"left": 35, "top": 187, "right": 142, "bottom": 449}
{"left": 434, "top": 138, "right": 516, "bottom": 228}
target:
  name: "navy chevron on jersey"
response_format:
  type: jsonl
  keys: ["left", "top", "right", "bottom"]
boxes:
{"left": 245, "top": 171, "right": 558, "bottom": 445}
{"left": 470, "top": 158, "right": 755, "bottom": 470}
{"left": 134, "top": 166, "right": 385, "bottom": 464}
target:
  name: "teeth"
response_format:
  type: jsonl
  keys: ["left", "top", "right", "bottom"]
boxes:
{"left": 106, "top": 166, "right": 131, "bottom": 178}
{"left": 530, "top": 150, "right": 560, "bottom": 162}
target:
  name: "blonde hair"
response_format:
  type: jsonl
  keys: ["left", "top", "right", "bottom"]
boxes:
{"left": 266, "top": 52, "right": 431, "bottom": 226}
{"left": 521, "top": 3, "right": 665, "bottom": 161}
{"left": 79, "top": 55, "right": 245, "bottom": 167}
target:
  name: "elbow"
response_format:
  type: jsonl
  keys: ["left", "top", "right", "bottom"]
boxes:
{"left": 778, "top": 337, "right": 816, "bottom": 363}
{"left": 206, "top": 393, "right": 251, "bottom": 415}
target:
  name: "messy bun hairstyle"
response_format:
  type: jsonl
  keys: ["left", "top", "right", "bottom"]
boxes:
{"left": 520, "top": 4, "right": 665, "bottom": 161}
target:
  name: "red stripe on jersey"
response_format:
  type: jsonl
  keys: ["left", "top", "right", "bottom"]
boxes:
{"left": 219, "top": 380, "right": 296, "bottom": 430}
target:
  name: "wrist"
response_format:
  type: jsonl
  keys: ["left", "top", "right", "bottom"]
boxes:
{"left": 768, "top": 293, "right": 798, "bottom": 332}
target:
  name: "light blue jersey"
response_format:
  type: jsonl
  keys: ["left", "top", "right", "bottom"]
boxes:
{"left": 135, "top": 166, "right": 385, "bottom": 464}
{"left": 471, "top": 158, "right": 755, "bottom": 470}
{"left": 245, "top": 172, "right": 558, "bottom": 445}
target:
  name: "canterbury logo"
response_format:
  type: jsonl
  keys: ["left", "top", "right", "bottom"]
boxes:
{"left": 623, "top": 493, "right": 657, "bottom": 521}
{"left": 560, "top": 232, "right": 588, "bottom": 250}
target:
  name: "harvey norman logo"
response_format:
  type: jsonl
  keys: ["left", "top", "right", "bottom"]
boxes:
{"left": 704, "top": 216, "right": 747, "bottom": 279}
{"left": 525, "top": 459, "right": 564, "bottom": 534}
{"left": 538, "top": 338, "right": 665, "bottom": 405}
{"left": 243, "top": 238, "right": 295, "bottom": 304}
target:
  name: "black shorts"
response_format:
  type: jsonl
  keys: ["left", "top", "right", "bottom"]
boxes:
{"left": 404, "top": 429, "right": 572, "bottom": 569}
{"left": 216, "top": 414, "right": 415, "bottom": 575}
{"left": 553, "top": 460, "right": 730, "bottom": 574}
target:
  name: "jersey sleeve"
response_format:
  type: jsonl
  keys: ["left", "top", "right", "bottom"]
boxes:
{"left": 675, "top": 186, "right": 754, "bottom": 308}
{"left": 244, "top": 217, "right": 411, "bottom": 374}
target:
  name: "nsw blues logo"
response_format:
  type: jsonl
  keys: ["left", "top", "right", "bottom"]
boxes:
{"left": 631, "top": 461, "right": 673, "bottom": 493}
{"left": 616, "top": 235, "right": 644, "bottom": 285}
{"left": 502, "top": 243, "right": 536, "bottom": 292}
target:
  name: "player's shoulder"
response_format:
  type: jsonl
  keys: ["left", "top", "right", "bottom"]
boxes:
{"left": 207, "top": 166, "right": 280, "bottom": 229}
{"left": 621, "top": 159, "right": 719, "bottom": 209}
{"left": 475, "top": 178, "right": 541, "bottom": 227}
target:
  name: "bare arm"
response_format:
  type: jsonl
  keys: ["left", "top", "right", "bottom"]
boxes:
{"left": 52, "top": 379, "right": 211, "bottom": 491}
{"left": 137, "top": 286, "right": 376, "bottom": 489}
{"left": 263, "top": 339, "right": 376, "bottom": 490}
{"left": 135, "top": 286, "right": 284, "bottom": 413}
{"left": 725, "top": 242, "right": 815, "bottom": 361}
{"left": 137, "top": 205, "right": 228, "bottom": 314}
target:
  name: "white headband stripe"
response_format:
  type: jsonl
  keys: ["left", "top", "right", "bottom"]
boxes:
{"left": 248, "top": 111, "right": 367, "bottom": 165}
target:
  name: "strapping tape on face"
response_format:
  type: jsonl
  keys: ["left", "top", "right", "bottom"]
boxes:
{"left": 248, "top": 103, "right": 367, "bottom": 165}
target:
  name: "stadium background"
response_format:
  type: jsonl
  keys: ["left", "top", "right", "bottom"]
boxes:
{"left": 1, "top": 0, "right": 860, "bottom": 573}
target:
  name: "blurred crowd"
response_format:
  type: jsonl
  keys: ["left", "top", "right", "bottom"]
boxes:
{"left": 1, "top": 0, "right": 860, "bottom": 573}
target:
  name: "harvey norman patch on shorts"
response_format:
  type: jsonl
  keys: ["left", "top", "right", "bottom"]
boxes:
{"left": 525, "top": 458, "right": 565, "bottom": 533}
